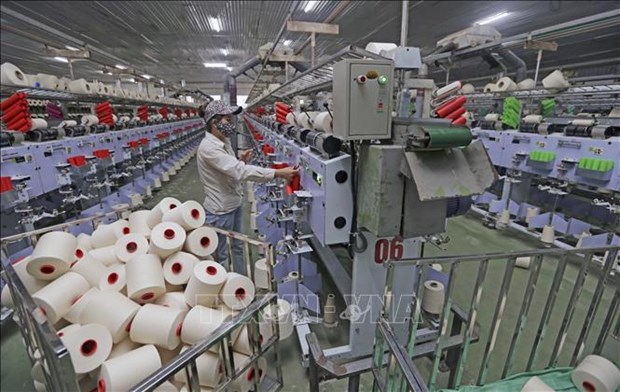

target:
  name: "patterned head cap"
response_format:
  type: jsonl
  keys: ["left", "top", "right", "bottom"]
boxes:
{"left": 201, "top": 100, "right": 242, "bottom": 123}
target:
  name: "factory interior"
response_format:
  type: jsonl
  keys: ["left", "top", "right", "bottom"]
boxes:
{"left": 0, "top": 1, "right": 619, "bottom": 391}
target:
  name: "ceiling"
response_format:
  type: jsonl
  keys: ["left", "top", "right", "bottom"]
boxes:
{"left": 1, "top": 1, "right": 619, "bottom": 95}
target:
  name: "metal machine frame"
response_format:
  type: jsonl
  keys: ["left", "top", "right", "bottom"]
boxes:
{"left": 473, "top": 127, "right": 620, "bottom": 191}
{"left": 240, "top": 37, "right": 502, "bottom": 392}
{"left": 471, "top": 122, "right": 619, "bottom": 252}
{"left": 1, "top": 118, "right": 204, "bottom": 252}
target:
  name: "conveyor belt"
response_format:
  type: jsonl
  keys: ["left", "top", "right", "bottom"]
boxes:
{"left": 421, "top": 126, "right": 473, "bottom": 149}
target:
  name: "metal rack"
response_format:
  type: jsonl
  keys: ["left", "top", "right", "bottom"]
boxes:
{"left": 466, "top": 98, "right": 620, "bottom": 112}
{"left": 0, "top": 85, "right": 199, "bottom": 109}
{"left": 0, "top": 210, "right": 283, "bottom": 392}
{"left": 245, "top": 67, "right": 291, "bottom": 106}
{"left": 463, "top": 83, "right": 620, "bottom": 110}
{"left": 246, "top": 45, "right": 385, "bottom": 108}
{"left": 371, "top": 245, "right": 619, "bottom": 391}
{"left": 466, "top": 84, "right": 620, "bottom": 99}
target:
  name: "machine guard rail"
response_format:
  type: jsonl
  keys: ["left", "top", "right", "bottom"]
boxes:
{"left": 372, "top": 245, "right": 619, "bottom": 391}
{"left": 0, "top": 207, "right": 283, "bottom": 392}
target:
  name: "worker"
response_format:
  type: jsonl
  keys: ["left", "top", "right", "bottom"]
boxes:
{"left": 198, "top": 100, "right": 298, "bottom": 274}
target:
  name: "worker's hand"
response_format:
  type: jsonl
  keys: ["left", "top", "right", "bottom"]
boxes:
{"left": 275, "top": 166, "right": 299, "bottom": 182}
{"left": 240, "top": 149, "right": 253, "bottom": 163}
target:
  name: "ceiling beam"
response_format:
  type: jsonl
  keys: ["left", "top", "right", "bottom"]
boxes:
{"left": 43, "top": 46, "right": 91, "bottom": 59}
{"left": 293, "top": 1, "right": 351, "bottom": 55}
{"left": 286, "top": 21, "right": 339, "bottom": 35}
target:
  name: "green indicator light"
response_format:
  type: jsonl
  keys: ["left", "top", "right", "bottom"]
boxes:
{"left": 377, "top": 75, "right": 388, "bottom": 85}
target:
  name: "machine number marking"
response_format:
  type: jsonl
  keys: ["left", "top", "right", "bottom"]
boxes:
{"left": 374, "top": 238, "right": 404, "bottom": 264}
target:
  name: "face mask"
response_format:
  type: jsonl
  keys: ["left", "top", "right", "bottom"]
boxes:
{"left": 217, "top": 121, "right": 236, "bottom": 137}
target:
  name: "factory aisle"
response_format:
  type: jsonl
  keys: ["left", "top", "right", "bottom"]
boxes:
{"left": 144, "top": 156, "right": 206, "bottom": 208}
{"left": 1, "top": 158, "right": 616, "bottom": 391}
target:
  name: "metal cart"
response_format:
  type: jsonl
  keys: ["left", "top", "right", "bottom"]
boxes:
{"left": 370, "top": 245, "right": 619, "bottom": 391}
{"left": 1, "top": 207, "right": 283, "bottom": 392}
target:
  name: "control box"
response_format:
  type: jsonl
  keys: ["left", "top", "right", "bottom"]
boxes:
{"left": 333, "top": 59, "right": 394, "bottom": 140}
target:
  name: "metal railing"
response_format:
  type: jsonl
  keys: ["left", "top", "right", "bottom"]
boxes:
{"left": 371, "top": 245, "right": 619, "bottom": 391}
{"left": 131, "top": 292, "right": 281, "bottom": 392}
{"left": 2, "top": 251, "right": 79, "bottom": 390}
{"left": 1, "top": 208, "right": 283, "bottom": 392}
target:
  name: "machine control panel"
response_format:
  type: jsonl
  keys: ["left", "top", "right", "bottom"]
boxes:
{"left": 333, "top": 59, "right": 394, "bottom": 140}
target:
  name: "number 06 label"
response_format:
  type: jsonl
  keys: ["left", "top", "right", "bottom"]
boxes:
{"left": 374, "top": 237, "right": 405, "bottom": 264}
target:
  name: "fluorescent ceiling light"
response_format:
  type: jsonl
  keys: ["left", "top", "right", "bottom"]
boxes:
{"left": 304, "top": 1, "right": 317, "bottom": 12}
{"left": 125, "top": 78, "right": 135, "bottom": 83}
{"left": 283, "top": 40, "right": 292, "bottom": 46}
{"left": 115, "top": 64, "right": 127, "bottom": 69}
{"left": 140, "top": 34, "right": 154, "bottom": 45}
{"left": 53, "top": 56, "right": 68, "bottom": 63}
{"left": 65, "top": 45, "right": 79, "bottom": 51}
{"left": 208, "top": 17, "right": 221, "bottom": 32}
{"left": 160, "top": 79, "right": 165, "bottom": 84}
{"left": 226, "top": 66, "right": 233, "bottom": 71}
{"left": 144, "top": 53, "right": 160, "bottom": 64}
{"left": 204, "top": 62, "right": 228, "bottom": 68}
{"left": 141, "top": 74, "right": 152, "bottom": 79}
{"left": 474, "top": 11, "right": 510, "bottom": 25}
{"left": 221, "top": 48, "right": 229, "bottom": 56}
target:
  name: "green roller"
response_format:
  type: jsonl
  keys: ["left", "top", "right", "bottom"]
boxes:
{"left": 529, "top": 150, "right": 556, "bottom": 163}
{"left": 578, "top": 158, "right": 590, "bottom": 170}
{"left": 579, "top": 157, "right": 614, "bottom": 172}
{"left": 424, "top": 127, "right": 473, "bottom": 149}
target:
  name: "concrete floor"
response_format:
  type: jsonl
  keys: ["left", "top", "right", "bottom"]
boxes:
{"left": 1, "top": 157, "right": 618, "bottom": 391}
